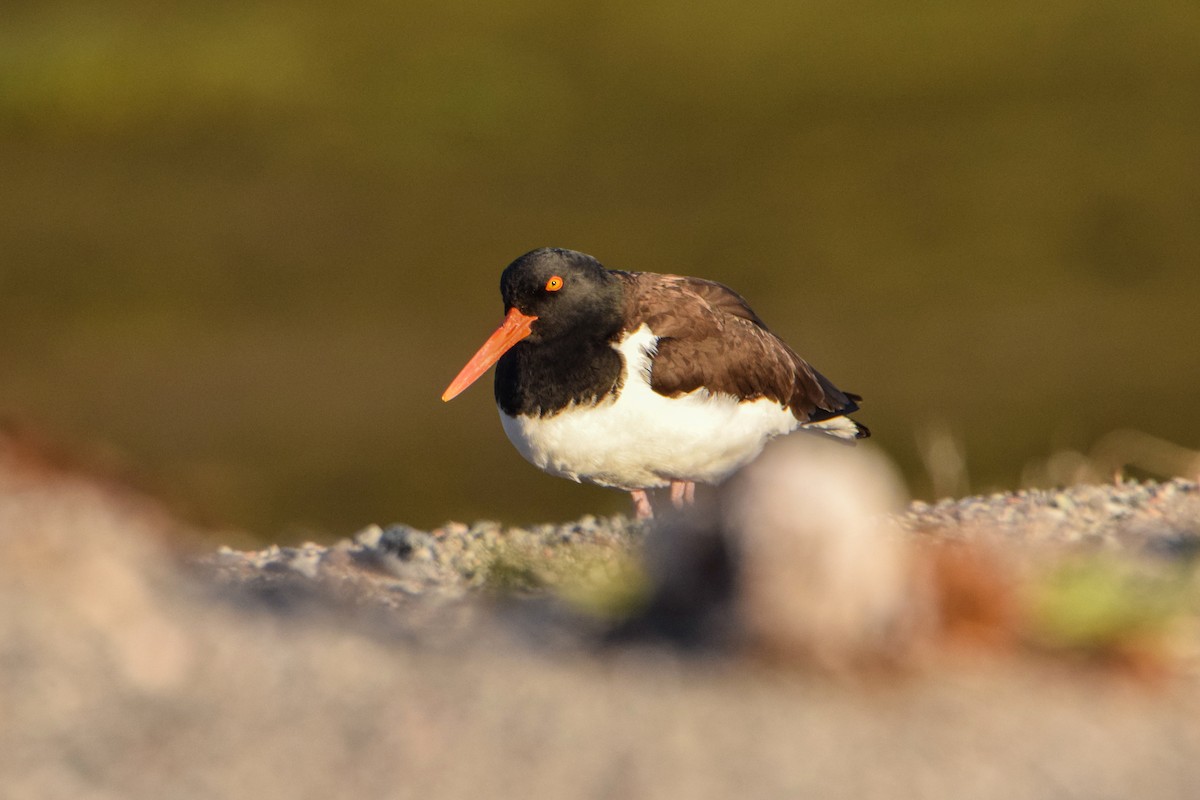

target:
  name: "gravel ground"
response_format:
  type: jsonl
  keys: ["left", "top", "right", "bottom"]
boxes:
{"left": 203, "top": 477, "right": 1200, "bottom": 612}
{"left": 5, "top": 443, "right": 1200, "bottom": 800}
{"left": 901, "top": 478, "right": 1200, "bottom": 556}
{"left": 203, "top": 513, "right": 648, "bottom": 609}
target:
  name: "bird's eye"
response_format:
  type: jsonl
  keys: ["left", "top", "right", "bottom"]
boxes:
{"left": 545, "top": 276, "right": 564, "bottom": 292}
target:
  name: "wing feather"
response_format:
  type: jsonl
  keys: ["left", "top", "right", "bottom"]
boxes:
{"left": 618, "top": 272, "right": 864, "bottom": 429}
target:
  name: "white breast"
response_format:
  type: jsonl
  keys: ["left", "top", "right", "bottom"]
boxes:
{"left": 499, "top": 325, "right": 818, "bottom": 491}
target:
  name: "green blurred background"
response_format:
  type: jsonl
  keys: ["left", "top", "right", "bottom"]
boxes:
{"left": 1, "top": 0, "right": 1197, "bottom": 540}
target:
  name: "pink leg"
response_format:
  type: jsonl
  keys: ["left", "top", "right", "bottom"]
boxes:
{"left": 630, "top": 489, "right": 654, "bottom": 520}
{"left": 669, "top": 480, "right": 696, "bottom": 509}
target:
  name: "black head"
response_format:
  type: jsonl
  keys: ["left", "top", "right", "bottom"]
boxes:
{"left": 500, "top": 248, "right": 624, "bottom": 343}
{"left": 441, "top": 247, "right": 626, "bottom": 403}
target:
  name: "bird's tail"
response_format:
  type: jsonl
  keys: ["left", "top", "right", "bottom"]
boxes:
{"left": 801, "top": 415, "right": 870, "bottom": 441}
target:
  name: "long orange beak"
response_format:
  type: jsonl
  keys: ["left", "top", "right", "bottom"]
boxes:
{"left": 441, "top": 307, "right": 538, "bottom": 401}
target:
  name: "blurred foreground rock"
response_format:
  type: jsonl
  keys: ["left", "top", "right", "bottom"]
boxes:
{"left": 3, "top": 439, "right": 1200, "bottom": 800}
{"left": 628, "top": 437, "right": 932, "bottom": 668}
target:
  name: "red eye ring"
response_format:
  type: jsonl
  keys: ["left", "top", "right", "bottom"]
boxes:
{"left": 545, "top": 275, "right": 564, "bottom": 292}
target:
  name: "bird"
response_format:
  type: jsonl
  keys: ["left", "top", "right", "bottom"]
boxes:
{"left": 441, "top": 247, "right": 869, "bottom": 520}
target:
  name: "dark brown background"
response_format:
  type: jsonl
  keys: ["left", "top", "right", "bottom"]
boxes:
{"left": 2, "top": 0, "right": 1197, "bottom": 539}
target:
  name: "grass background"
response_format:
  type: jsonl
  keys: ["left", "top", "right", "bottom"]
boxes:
{"left": 1, "top": 0, "right": 1197, "bottom": 538}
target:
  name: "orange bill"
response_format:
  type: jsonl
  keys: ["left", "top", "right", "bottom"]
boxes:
{"left": 441, "top": 307, "right": 538, "bottom": 401}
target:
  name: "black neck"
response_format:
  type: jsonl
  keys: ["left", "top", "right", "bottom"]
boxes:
{"left": 494, "top": 334, "right": 624, "bottom": 417}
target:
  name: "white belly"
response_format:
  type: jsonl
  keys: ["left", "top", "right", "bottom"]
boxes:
{"left": 499, "top": 325, "right": 805, "bottom": 490}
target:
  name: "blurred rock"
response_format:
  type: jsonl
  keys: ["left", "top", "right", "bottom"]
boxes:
{"left": 631, "top": 436, "right": 934, "bottom": 668}
{"left": 728, "top": 437, "right": 931, "bottom": 667}
{"left": 0, "top": 435, "right": 200, "bottom": 696}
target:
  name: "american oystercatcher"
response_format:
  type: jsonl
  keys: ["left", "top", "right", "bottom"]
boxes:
{"left": 442, "top": 248, "right": 869, "bottom": 519}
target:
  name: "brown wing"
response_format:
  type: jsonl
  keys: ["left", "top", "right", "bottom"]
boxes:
{"left": 618, "top": 272, "right": 862, "bottom": 424}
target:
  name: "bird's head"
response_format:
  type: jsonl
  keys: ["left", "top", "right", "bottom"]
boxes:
{"left": 498, "top": 248, "right": 622, "bottom": 343}
{"left": 441, "top": 247, "right": 622, "bottom": 401}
